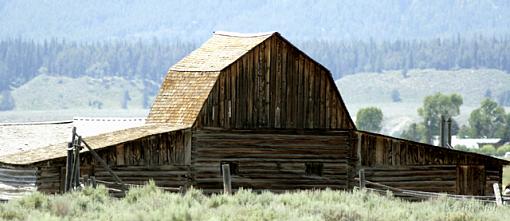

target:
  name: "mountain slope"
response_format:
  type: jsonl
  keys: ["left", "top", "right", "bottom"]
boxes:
{"left": 337, "top": 69, "right": 510, "bottom": 106}
{"left": 336, "top": 69, "right": 510, "bottom": 135}
{"left": 11, "top": 75, "right": 156, "bottom": 110}
{"left": 1, "top": 0, "right": 509, "bottom": 41}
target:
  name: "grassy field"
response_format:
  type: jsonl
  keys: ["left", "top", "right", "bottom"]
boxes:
{"left": 337, "top": 69, "right": 510, "bottom": 106}
{"left": 336, "top": 69, "right": 510, "bottom": 136}
{"left": 10, "top": 74, "right": 158, "bottom": 110}
{"left": 1, "top": 183, "right": 508, "bottom": 221}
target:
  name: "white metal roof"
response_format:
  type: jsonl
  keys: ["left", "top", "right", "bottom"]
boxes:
{"left": 0, "top": 117, "right": 145, "bottom": 157}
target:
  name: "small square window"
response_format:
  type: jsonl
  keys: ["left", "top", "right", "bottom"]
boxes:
{"left": 220, "top": 161, "right": 239, "bottom": 176}
{"left": 305, "top": 162, "right": 323, "bottom": 176}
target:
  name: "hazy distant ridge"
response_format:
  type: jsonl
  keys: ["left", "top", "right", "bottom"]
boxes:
{"left": 1, "top": 0, "right": 509, "bottom": 42}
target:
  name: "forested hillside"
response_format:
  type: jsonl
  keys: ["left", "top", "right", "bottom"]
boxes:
{"left": 0, "top": 39, "right": 195, "bottom": 90}
{"left": 1, "top": 0, "right": 510, "bottom": 113}
{"left": 1, "top": 35, "right": 510, "bottom": 92}
{"left": 1, "top": 0, "right": 509, "bottom": 41}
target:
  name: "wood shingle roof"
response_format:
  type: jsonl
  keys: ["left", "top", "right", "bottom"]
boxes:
{"left": 171, "top": 32, "right": 274, "bottom": 72}
{"left": 146, "top": 32, "right": 275, "bottom": 125}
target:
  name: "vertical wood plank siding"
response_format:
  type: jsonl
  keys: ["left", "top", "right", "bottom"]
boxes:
{"left": 35, "top": 130, "right": 192, "bottom": 194}
{"left": 195, "top": 35, "right": 354, "bottom": 130}
{"left": 191, "top": 129, "right": 355, "bottom": 193}
{"left": 355, "top": 131, "right": 504, "bottom": 195}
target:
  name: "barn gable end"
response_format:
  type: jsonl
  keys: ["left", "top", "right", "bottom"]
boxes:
{"left": 147, "top": 32, "right": 355, "bottom": 129}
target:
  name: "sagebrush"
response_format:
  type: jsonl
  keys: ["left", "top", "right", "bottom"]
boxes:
{"left": 1, "top": 182, "right": 508, "bottom": 221}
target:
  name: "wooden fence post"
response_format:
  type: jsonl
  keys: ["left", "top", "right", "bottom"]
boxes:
{"left": 493, "top": 183, "right": 503, "bottom": 206}
{"left": 81, "top": 139, "right": 126, "bottom": 191}
{"left": 359, "top": 169, "right": 365, "bottom": 189}
{"left": 65, "top": 142, "right": 73, "bottom": 192}
{"left": 73, "top": 136, "right": 82, "bottom": 188}
{"left": 222, "top": 164, "right": 232, "bottom": 194}
{"left": 90, "top": 176, "right": 97, "bottom": 188}
{"left": 65, "top": 127, "right": 77, "bottom": 192}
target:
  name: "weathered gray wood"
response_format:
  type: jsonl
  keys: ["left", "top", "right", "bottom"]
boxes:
{"left": 73, "top": 136, "right": 82, "bottom": 188}
{"left": 359, "top": 169, "right": 365, "bottom": 188}
{"left": 81, "top": 139, "right": 126, "bottom": 191}
{"left": 493, "top": 183, "right": 503, "bottom": 206}
{"left": 65, "top": 142, "right": 73, "bottom": 192}
{"left": 191, "top": 129, "right": 353, "bottom": 192}
{"left": 64, "top": 127, "right": 77, "bottom": 192}
{"left": 222, "top": 164, "right": 232, "bottom": 194}
{"left": 192, "top": 36, "right": 355, "bottom": 130}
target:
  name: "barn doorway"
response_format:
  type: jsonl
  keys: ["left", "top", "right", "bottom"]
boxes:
{"left": 456, "top": 165, "right": 485, "bottom": 195}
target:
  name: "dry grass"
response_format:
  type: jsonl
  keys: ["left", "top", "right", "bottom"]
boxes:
{"left": 1, "top": 182, "right": 509, "bottom": 221}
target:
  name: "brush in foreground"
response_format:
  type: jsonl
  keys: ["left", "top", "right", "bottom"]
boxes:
{"left": 0, "top": 182, "right": 508, "bottom": 221}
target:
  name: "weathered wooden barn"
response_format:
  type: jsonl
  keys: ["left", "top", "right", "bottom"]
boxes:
{"left": 0, "top": 31, "right": 508, "bottom": 198}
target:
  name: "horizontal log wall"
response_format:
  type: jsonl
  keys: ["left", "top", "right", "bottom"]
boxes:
{"left": 191, "top": 129, "right": 355, "bottom": 193}
{"left": 364, "top": 166, "right": 457, "bottom": 193}
{"left": 36, "top": 163, "right": 64, "bottom": 194}
{"left": 485, "top": 169, "right": 500, "bottom": 196}
{"left": 0, "top": 166, "right": 37, "bottom": 200}
{"left": 356, "top": 131, "right": 505, "bottom": 195}
{"left": 195, "top": 35, "right": 354, "bottom": 130}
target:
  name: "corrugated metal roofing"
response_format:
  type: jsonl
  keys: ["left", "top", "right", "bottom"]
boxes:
{"left": 0, "top": 124, "right": 189, "bottom": 165}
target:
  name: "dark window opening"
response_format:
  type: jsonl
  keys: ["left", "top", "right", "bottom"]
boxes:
{"left": 220, "top": 161, "right": 239, "bottom": 176}
{"left": 305, "top": 162, "right": 323, "bottom": 176}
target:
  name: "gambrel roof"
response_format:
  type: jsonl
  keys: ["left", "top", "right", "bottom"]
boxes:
{"left": 0, "top": 31, "right": 357, "bottom": 165}
{"left": 147, "top": 32, "right": 276, "bottom": 125}
{"left": 147, "top": 31, "right": 355, "bottom": 128}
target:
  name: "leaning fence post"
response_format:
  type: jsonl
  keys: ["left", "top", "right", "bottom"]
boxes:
{"left": 222, "top": 164, "right": 232, "bottom": 194}
{"left": 493, "top": 183, "right": 503, "bottom": 206}
{"left": 359, "top": 169, "right": 365, "bottom": 189}
{"left": 81, "top": 139, "right": 126, "bottom": 191}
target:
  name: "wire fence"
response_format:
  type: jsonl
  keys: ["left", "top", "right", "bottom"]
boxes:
{"left": 356, "top": 178, "right": 509, "bottom": 205}
{"left": 80, "top": 177, "right": 184, "bottom": 194}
